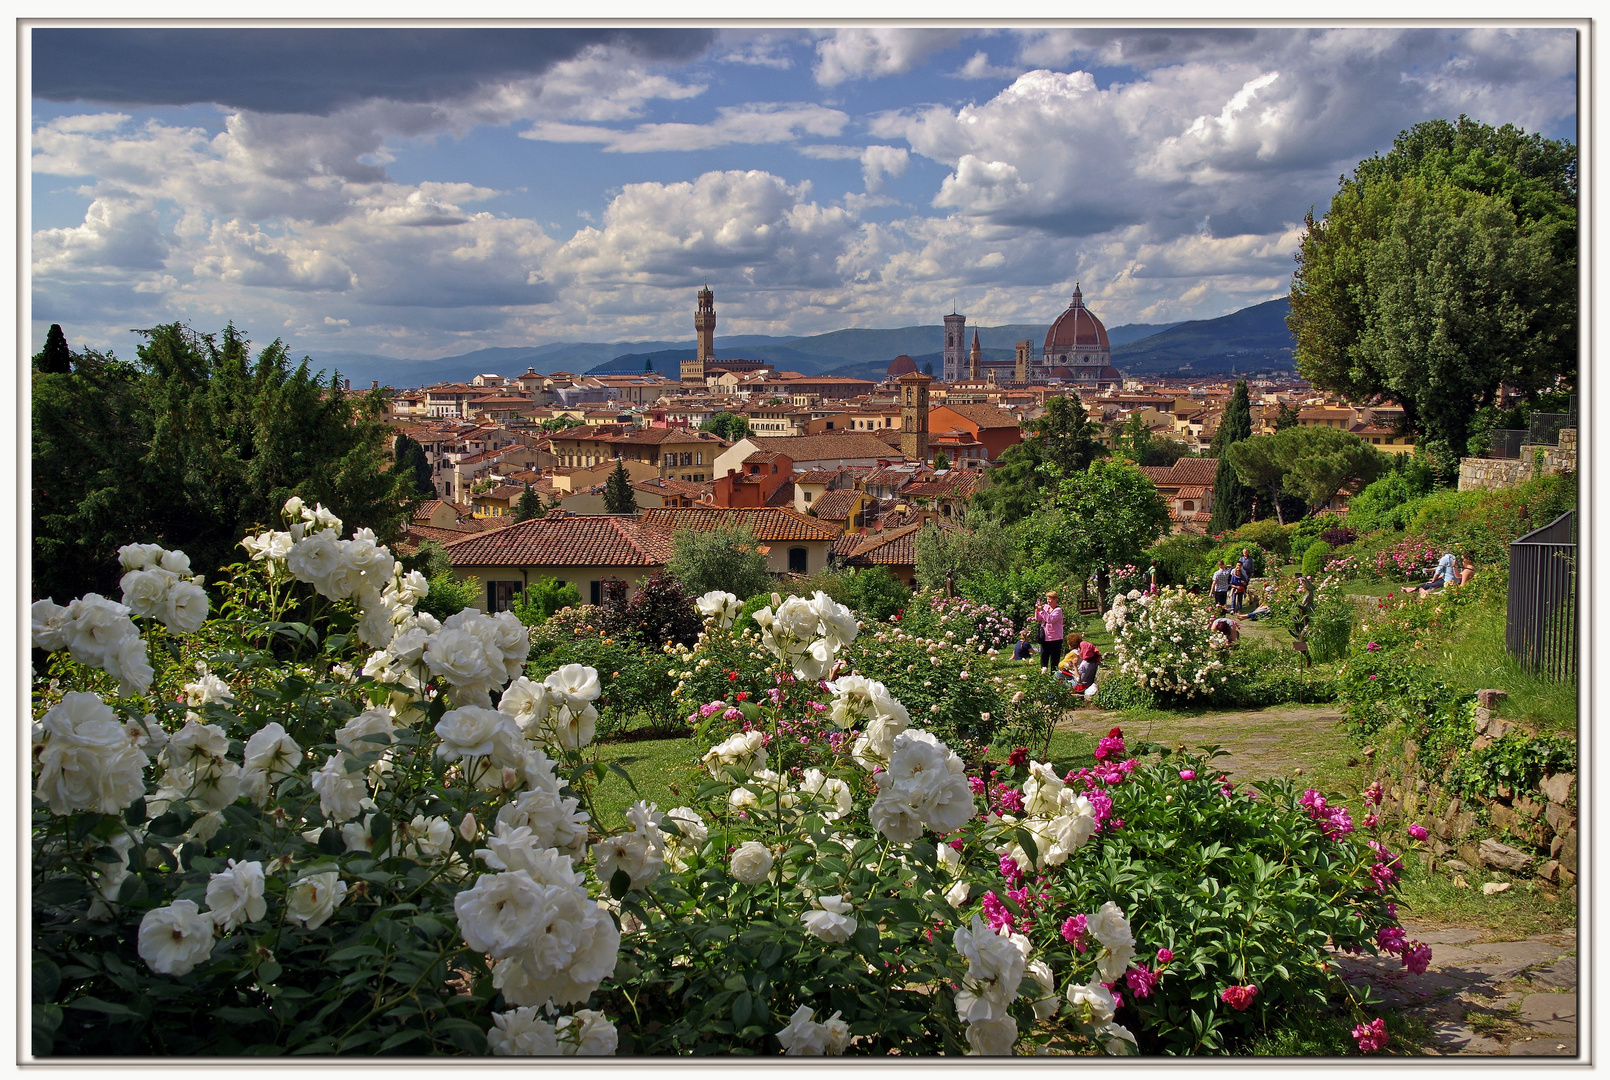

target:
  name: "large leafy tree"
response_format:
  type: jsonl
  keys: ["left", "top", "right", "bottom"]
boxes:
{"left": 1208, "top": 380, "right": 1256, "bottom": 532}
{"left": 973, "top": 395, "right": 1103, "bottom": 523}
{"left": 1288, "top": 116, "right": 1576, "bottom": 471}
{"left": 34, "top": 322, "right": 420, "bottom": 601}
{"left": 665, "top": 523, "right": 772, "bottom": 599}
{"left": 1034, "top": 394, "right": 1104, "bottom": 476}
{"left": 1224, "top": 426, "right": 1387, "bottom": 522}
{"left": 699, "top": 411, "right": 751, "bottom": 441}
{"left": 1050, "top": 459, "right": 1172, "bottom": 608}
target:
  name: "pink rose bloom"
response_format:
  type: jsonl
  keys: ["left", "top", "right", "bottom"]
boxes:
{"left": 1220, "top": 984, "right": 1258, "bottom": 1011}
{"left": 1179, "top": 769, "right": 1196, "bottom": 781}
{"left": 1061, "top": 915, "right": 1089, "bottom": 952}
{"left": 1352, "top": 1017, "right": 1388, "bottom": 1054}
{"left": 1407, "top": 824, "right": 1429, "bottom": 841}
{"left": 1402, "top": 943, "right": 1432, "bottom": 975}
{"left": 1124, "top": 964, "right": 1160, "bottom": 1000}
{"left": 1156, "top": 947, "right": 1174, "bottom": 964}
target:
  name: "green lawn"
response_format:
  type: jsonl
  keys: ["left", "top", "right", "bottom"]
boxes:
{"left": 587, "top": 736, "right": 706, "bottom": 831}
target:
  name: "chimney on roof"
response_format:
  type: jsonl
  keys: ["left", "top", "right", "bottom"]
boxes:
{"left": 372, "top": 380, "right": 379, "bottom": 390}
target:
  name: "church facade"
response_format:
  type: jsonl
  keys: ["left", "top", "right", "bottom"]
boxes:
{"left": 939, "top": 283, "right": 1124, "bottom": 389}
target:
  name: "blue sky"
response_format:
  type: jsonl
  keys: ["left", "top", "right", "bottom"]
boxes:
{"left": 30, "top": 26, "right": 1579, "bottom": 360}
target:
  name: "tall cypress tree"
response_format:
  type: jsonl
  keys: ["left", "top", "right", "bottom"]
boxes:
{"left": 514, "top": 483, "right": 545, "bottom": 522}
{"left": 393, "top": 433, "right": 434, "bottom": 496}
{"left": 603, "top": 460, "right": 637, "bottom": 514}
{"left": 1208, "top": 380, "right": 1256, "bottom": 532}
{"left": 36, "top": 324, "right": 72, "bottom": 374}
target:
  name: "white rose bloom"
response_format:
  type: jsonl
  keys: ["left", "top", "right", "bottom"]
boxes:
{"left": 821, "top": 1011, "right": 851, "bottom": 1054}
{"left": 155, "top": 548, "right": 190, "bottom": 576}
{"left": 159, "top": 579, "right": 210, "bottom": 635}
{"left": 1022, "top": 760, "right": 1067, "bottom": 816}
{"left": 701, "top": 729, "right": 767, "bottom": 778}
{"left": 867, "top": 790, "right": 925, "bottom": 843}
{"left": 182, "top": 672, "right": 233, "bottom": 708}
{"left": 809, "top": 591, "right": 859, "bottom": 650}
{"left": 592, "top": 831, "right": 663, "bottom": 890}
{"left": 695, "top": 590, "right": 741, "bottom": 627}
{"left": 89, "top": 832, "right": 140, "bottom": 913}
{"left": 386, "top": 622, "right": 433, "bottom": 667}
{"left": 281, "top": 495, "right": 306, "bottom": 520}
{"left": 1097, "top": 942, "right": 1136, "bottom": 984}
{"left": 850, "top": 710, "right": 910, "bottom": 771}
{"left": 1101, "top": 1022, "right": 1139, "bottom": 1055}
{"left": 665, "top": 806, "right": 708, "bottom": 846}
{"left": 119, "top": 566, "right": 175, "bottom": 618}
{"left": 242, "top": 722, "right": 301, "bottom": 775}
{"left": 1066, "top": 980, "right": 1116, "bottom": 1026}
{"left": 799, "top": 769, "right": 853, "bottom": 820}
{"left": 434, "top": 706, "right": 517, "bottom": 762}
{"left": 355, "top": 604, "right": 396, "bottom": 650}
{"left": 541, "top": 701, "right": 597, "bottom": 751}
{"left": 105, "top": 631, "right": 154, "bottom": 698}
{"left": 728, "top": 786, "right": 760, "bottom": 811}
{"left": 205, "top": 859, "right": 268, "bottom": 931}
{"left": 776, "top": 1006, "right": 830, "bottom": 1055}
{"left": 801, "top": 894, "right": 858, "bottom": 943}
{"left": 137, "top": 900, "right": 217, "bottom": 976}
{"left": 286, "top": 871, "right": 347, "bottom": 930}
{"left": 497, "top": 790, "right": 591, "bottom": 862}
{"left": 118, "top": 542, "right": 166, "bottom": 571}
{"left": 286, "top": 529, "right": 344, "bottom": 591}
{"left": 556, "top": 1010, "right": 618, "bottom": 1056}
{"left": 1087, "top": 901, "right": 1134, "bottom": 953}
{"left": 400, "top": 814, "right": 454, "bottom": 861}
{"left": 952, "top": 916, "right": 1029, "bottom": 1023}
{"left": 729, "top": 841, "right": 774, "bottom": 885}
{"left": 1026, "top": 959, "right": 1060, "bottom": 1020}
{"left": 34, "top": 692, "right": 150, "bottom": 815}
{"left": 944, "top": 880, "right": 971, "bottom": 908}
{"left": 488, "top": 1006, "right": 560, "bottom": 1055}
{"left": 498, "top": 676, "right": 552, "bottom": 732}
{"left": 424, "top": 628, "right": 500, "bottom": 706}
{"left": 543, "top": 663, "right": 602, "bottom": 705}
{"left": 964, "top": 1015, "right": 1018, "bottom": 1056}
{"left": 308, "top": 503, "right": 343, "bottom": 533}
{"left": 309, "top": 753, "right": 367, "bottom": 822}
{"left": 32, "top": 599, "right": 70, "bottom": 652}
{"left": 62, "top": 594, "right": 138, "bottom": 670}
{"left": 336, "top": 708, "right": 397, "bottom": 753}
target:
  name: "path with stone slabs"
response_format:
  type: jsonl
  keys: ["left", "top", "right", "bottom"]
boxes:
{"left": 1336, "top": 925, "right": 1577, "bottom": 1057}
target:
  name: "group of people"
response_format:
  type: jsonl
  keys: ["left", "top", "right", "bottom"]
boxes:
{"left": 1210, "top": 548, "right": 1258, "bottom": 613}
{"left": 1406, "top": 551, "right": 1476, "bottom": 597}
{"left": 1010, "top": 590, "right": 1103, "bottom": 697}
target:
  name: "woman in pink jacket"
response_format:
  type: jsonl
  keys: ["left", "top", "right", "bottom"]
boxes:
{"left": 1034, "top": 591, "right": 1066, "bottom": 673}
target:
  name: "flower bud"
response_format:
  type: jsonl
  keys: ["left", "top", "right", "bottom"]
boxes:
{"left": 458, "top": 812, "right": 478, "bottom": 842}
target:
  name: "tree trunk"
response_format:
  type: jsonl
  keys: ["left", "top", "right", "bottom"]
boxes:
{"left": 1096, "top": 568, "right": 1111, "bottom": 613}
{"left": 1272, "top": 485, "right": 1285, "bottom": 525}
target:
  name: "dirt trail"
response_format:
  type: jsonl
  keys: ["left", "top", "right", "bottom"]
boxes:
{"left": 1059, "top": 704, "right": 1354, "bottom": 783}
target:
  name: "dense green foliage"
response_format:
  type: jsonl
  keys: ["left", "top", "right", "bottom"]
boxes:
{"left": 36, "top": 323, "right": 72, "bottom": 374}
{"left": 513, "top": 484, "right": 546, "bottom": 522}
{"left": 1224, "top": 427, "right": 1387, "bottom": 521}
{"left": 603, "top": 460, "right": 638, "bottom": 514}
{"left": 511, "top": 575, "right": 581, "bottom": 623}
{"left": 33, "top": 323, "right": 419, "bottom": 603}
{"left": 392, "top": 433, "right": 434, "bottom": 497}
{"left": 1289, "top": 117, "right": 1577, "bottom": 471}
{"left": 698, "top": 412, "right": 751, "bottom": 441}
{"left": 665, "top": 525, "right": 773, "bottom": 599}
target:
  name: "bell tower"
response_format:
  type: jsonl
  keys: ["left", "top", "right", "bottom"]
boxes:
{"left": 898, "top": 371, "right": 931, "bottom": 463}
{"left": 969, "top": 329, "right": 982, "bottom": 381}
{"left": 684, "top": 285, "right": 715, "bottom": 388}
{"left": 943, "top": 310, "right": 966, "bottom": 383}
{"left": 1015, "top": 340, "right": 1031, "bottom": 384}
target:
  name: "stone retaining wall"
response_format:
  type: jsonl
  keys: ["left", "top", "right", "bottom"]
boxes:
{"left": 1459, "top": 431, "right": 1578, "bottom": 492}
{"left": 1365, "top": 690, "right": 1577, "bottom": 901}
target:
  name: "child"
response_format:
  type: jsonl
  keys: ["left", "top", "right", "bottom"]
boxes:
{"left": 1012, "top": 629, "right": 1034, "bottom": 661}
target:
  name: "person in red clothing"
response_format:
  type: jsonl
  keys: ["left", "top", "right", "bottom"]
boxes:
{"left": 1034, "top": 591, "right": 1066, "bottom": 673}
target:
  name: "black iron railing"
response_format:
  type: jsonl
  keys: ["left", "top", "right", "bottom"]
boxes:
{"left": 1506, "top": 510, "right": 1577, "bottom": 681}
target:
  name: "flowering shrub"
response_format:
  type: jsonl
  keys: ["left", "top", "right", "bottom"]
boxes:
{"left": 846, "top": 627, "right": 1010, "bottom": 752}
{"left": 32, "top": 503, "right": 1426, "bottom": 1058}
{"left": 895, "top": 591, "right": 1018, "bottom": 650}
{"left": 1101, "top": 589, "right": 1229, "bottom": 702}
{"left": 1374, "top": 536, "right": 1440, "bottom": 580}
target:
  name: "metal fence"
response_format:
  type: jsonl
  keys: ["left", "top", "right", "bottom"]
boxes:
{"left": 1506, "top": 510, "right": 1577, "bottom": 681}
{"left": 1482, "top": 395, "right": 1576, "bottom": 459}
{"left": 1485, "top": 429, "right": 1527, "bottom": 459}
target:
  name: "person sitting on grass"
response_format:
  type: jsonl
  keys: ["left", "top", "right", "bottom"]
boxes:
{"left": 1210, "top": 615, "right": 1241, "bottom": 647}
{"left": 1011, "top": 628, "right": 1034, "bottom": 661}
{"left": 1406, "top": 551, "right": 1458, "bottom": 599}
{"left": 1456, "top": 556, "right": 1477, "bottom": 586}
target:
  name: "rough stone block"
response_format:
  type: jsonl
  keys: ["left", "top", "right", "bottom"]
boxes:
{"left": 1489, "top": 802, "right": 1517, "bottom": 833}
{"left": 1514, "top": 794, "right": 1542, "bottom": 819}
{"left": 1510, "top": 1037, "right": 1577, "bottom": 1057}
{"left": 1457, "top": 842, "right": 1482, "bottom": 868}
{"left": 1550, "top": 834, "right": 1565, "bottom": 859}
{"left": 1443, "top": 858, "right": 1471, "bottom": 873}
{"left": 1540, "top": 772, "right": 1575, "bottom": 806}
{"left": 1404, "top": 739, "right": 1419, "bottom": 764}
{"left": 1544, "top": 802, "right": 1574, "bottom": 834}
{"left": 1472, "top": 941, "right": 1566, "bottom": 966}
{"left": 1528, "top": 956, "right": 1577, "bottom": 991}
{"left": 1476, "top": 688, "right": 1508, "bottom": 708}
{"left": 1557, "top": 830, "right": 1577, "bottom": 874}
{"left": 1470, "top": 735, "right": 1493, "bottom": 752}
{"left": 1478, "top": 838, "right": 1534, "bottom": 872}
{"left": 1536, "top": 860, "right": 1561, "bottom": 884}
{"left": 1451, "top": 811, "right": 1478, "bottom": 840}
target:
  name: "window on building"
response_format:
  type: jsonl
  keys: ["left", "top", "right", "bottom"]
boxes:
{"left": 1182, "top": 501, "right": 1194, "bottom": 511}
{"left": 788, "top": 547, "right": 808, "bottom": 574}
{"left": 696, "top": 451, "right": 703, "bottom": 465}
{"left": 804, "top": 490, "right": 813, "bottom": 502}
{"left": 589, "top": 580, "right": 601, "bottom": 606}
{"left": 487, "top": 580, "right": 522, "bottom": 613}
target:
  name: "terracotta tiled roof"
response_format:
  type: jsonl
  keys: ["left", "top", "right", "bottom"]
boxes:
{"left": 411, "top": 499, "right": 447, "bottom": 522}
{"left": 407, "top": 523, "right": 485, "bottom": 545}
{"left": 640, "top": 507, "right": 842, "bottom": 542}
{"left": 749, "top": 433, "right": 902, "bottom": 462}
{"left": 839, "top": 523, "right": 926, "bottom": 567}
{"left": 903, "top": 472, "right": 985, "bottom": 500}
{"left": 1175, "top": 486, "right": 1208, "bottom": 500}
{"left": 635, "top": 476, "right": 706, "bottom": 497}
{"left": 764, "top": 481, "right": 796, "bottom": 508}
{"left": 445, "top": 515, "right": 672, "bottom": 567}
{"left": 809, "top": 488, "right": 863, "bottom": 521}
{"left": 794, "top": 469, "right": 842, "bottom": 485}
{"left": 938, "top": 403, "right": 1021, "bottom": 429}
{"left": 1166, "top": 458, "right": 1218, "bottom": 486}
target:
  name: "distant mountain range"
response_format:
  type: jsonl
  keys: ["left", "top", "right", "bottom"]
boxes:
{"left": 297, "top": 299, "right": 1292, "bottom": 389}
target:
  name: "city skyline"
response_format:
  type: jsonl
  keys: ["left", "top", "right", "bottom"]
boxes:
{"left": 29, "top": 24, "right": 1580, "bottom": 361}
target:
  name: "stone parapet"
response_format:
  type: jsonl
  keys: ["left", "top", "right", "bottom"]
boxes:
{"left": 1458, "top": 430, "right": 1577, "bottom": 491}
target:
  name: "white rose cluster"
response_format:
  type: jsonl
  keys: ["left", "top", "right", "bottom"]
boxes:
{"left": 701, "top": 729, "right": 767, "bottom": 780}
{"left": 1103, "top": 588, "right": 1227, "bottom": 698}
{"left": 116, "top": 542, "right": 211, "bottom": 635}
{"left": 456, "top": 849, "right": 621, "bottom": 1011}
{"left": 138, "top": 861, "right": 339, "bottom": 977}
{"left": 867, "top": 729, "right": 975, "bottom": 843}
{"left": 800, "top": 893, "right": 858, "bottom": 943}
{"left": 591, "top": 800, "right": 666, "bottom": 890}
{"left": 995, "top": 760, "right": 1099, "bottom": 873}
{"left": 421, "top": 609, "right": 531, "bottom": 708}
{"left": 33, "top": 692, "right": 149, "bottom": 815}
{"left": 32, "top": 593, "right": 153, "bottom": 698}
{"left": 751, "top": 591, "right": 858, "bottom": 681}
{"left": 823, "top": 674, "right": 913, "bottom": 772}
{"left": 694, "top": 589, "right": 743, "bottom": 629}
{"left": 488, "top": 1006, "right": 618, "bottom": 1056}
{"left": 774, "top": 1006, "right": 851, "bottom": 1055}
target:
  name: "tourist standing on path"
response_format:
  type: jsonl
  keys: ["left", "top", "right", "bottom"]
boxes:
{"left": 1239, "top": 548, "right": 1256, "bottom": 583}
{"left": 1228, "top": 564, "right": 1248, "bottom": 613}
{"left": 1035, "top": 592, "right": 1066, "bottom": 673}
{"left": 1211, "top": 562, "right": 1232, "bottom": 609}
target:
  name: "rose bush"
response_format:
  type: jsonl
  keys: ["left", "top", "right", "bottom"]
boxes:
{"left": 1102, "top": 588, "right": 1229, "bottom": 702}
